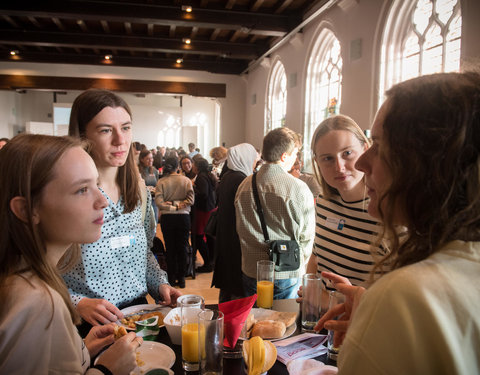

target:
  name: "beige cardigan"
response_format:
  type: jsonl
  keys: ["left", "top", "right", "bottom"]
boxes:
{"left": 155, "top": 173, "right": 194, "bottom": 215}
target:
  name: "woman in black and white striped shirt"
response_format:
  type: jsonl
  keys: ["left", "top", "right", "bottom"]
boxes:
{"left": 306, "top": 115, "right": 389, "bottom": 300}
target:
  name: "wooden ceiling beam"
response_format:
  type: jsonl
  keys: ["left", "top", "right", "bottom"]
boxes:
{"left": 27, "top": 16, "right": 41, "bottom": 28}
{"left": 124, "top": 22, "right": 132, "bottom": 35}
{"left": 0, "top": 29, "right": 262, "bottom": 58}
{"left": 2, "top": 15, "right": 19, "bottom": 28}
{"left": 225, "top": 0, "right": 236, "bottom": 10}
{"left": 0, "top": 74, "right": 227, "bottom": 97}
{"left": 275, "top": 0, "right": 294, "bottom": 14}
{"left": 169, "top": 25, "right": 176, "bottom": 38}
{"left": 77, "top": 19, "right": 88, "bottom": 32}
{"left": 190, "top": 27, "right": 198, "bottom": 39}
{"left": 52, "top": 17, "right": 66, "bottom": 31}
{"left": 0, "top": 50, "right": 247, "bottom": 75}
{"left": 100, "top": 20, "right": 110, "bottom": 33}
{"left": 0, "top": 2, "right": 291, "bottom": 37}
{"left": 250, "top": 0, "right": 265, "bottom": 12}
{"left": 210, "top": 29, "right": 221, "bottom": 41}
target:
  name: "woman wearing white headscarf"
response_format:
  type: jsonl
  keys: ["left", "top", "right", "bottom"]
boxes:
{"left": 211, "top": 143, "right": 259, "bottom": 303}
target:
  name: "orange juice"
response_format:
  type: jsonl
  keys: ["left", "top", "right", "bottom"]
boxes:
{"left": 181, "top": 323, "right": 205, "bottom": 362}
{"left": 257, "top": 280, "right": 274, "bottom": 308}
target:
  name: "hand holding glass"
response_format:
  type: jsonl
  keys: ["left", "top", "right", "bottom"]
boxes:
{"left": 327, "top": 291, "right": 345, "bottom": 361}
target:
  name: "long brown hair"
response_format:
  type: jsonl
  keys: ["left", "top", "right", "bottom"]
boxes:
{"left": 310, "top": 114, "right": 370, "bottom": 199}
{"left": 69, "top": 89, "right": 140, "bottom": 213}
{"left": 374, "top": 72, "right": 480, "bottom": 272}
{"left": 0, "top": 134, "right": 81, "bottom": 325}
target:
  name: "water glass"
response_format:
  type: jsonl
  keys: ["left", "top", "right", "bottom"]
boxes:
{"left": 256, "top": 260, "right": 274, "bottom": 309}
{"left": 180, "top": 295, "right": 205, "bottom": 371}
{"left": 327, "top": 290, "right": 345, "bottom": 361}
{"left": 198, "top": 309, "right": 224, "bottom": 375}
{"left": 301, "top": 273, "right": 323, "bottom": 332}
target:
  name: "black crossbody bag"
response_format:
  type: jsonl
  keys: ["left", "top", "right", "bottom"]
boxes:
{"left": 251, "top": 172, "right": 300, "bottom": 272}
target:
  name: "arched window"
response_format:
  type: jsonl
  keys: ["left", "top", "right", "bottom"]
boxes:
{"left": 156, "top": 111, "right": 182, "bottom": 148}
{"left": 265, "top": 60, "right": 287, "bottom": 133}
{"left": 304, "top": 28, "right": 343, "bottom": 158}
{"left": 379, "top": 0, "right": 461, "bottom": 105}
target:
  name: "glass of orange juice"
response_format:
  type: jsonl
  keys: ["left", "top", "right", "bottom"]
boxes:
{"left": 180, "top": 295, "right": 205, "bottom": 371}
{"left": 256, "top": 260, "right": 275, "bottom": 309}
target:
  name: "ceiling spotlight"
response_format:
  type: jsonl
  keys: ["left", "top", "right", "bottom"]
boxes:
{"left": 182, "top": 5, "right": 192, "bottom": 12}
{"left": 105, "top": 54, "right": 112, "bottom": 60}
{"left": 183, "top": 38, "right": 191, "bottom": 45}
{"left": 10, "top": 50, "right": 19, "bottom": 56}
{"left": 176, "top": 58, "right": 183, "bottom": 64}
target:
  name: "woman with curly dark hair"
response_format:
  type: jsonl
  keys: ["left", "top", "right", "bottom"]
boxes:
{"left": 317, "top": 72, "right": 480, "bottom": 374}
{"left": 180, "top": 155, "right": 196, "bottom": 180}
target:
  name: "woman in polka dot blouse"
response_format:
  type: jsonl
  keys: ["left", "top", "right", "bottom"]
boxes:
{"left": 63, "top": 89, "right": 182, "bottom": 331}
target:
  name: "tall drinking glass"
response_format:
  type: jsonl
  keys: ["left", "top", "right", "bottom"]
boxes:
{"left": 301, "top": 273, "right": 323, "bottom": 332}
{"left": 256, "top": 260, "right": 274, "bottom": 309}
{"left": 180, "top": 295, "right": 205, "bottom": 371}
{"left": 327, "top": 290, "right": 345, "bottom": 361}
{"left": 198, "top": 309, "right": 224, "bottom": 375}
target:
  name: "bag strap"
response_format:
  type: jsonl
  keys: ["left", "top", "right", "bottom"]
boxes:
{"left": 252, "top": 172, "right": 270, "bottom": 243}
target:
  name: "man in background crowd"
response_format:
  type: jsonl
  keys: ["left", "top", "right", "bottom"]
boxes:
{"left": 235, "top": 127, "right": 315, "bottom": 300}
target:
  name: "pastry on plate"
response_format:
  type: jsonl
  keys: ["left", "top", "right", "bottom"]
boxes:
{"left": 250, "top": 320, "right": 286, "bottom": 339}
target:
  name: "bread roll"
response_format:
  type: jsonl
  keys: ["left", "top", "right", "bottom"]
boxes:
{"left": 244, "top": 312, "right": 256, "bottom": 332}
{"left": 251, "top": 320, "right": 286, "bottom": 339}
{"left": 270, "top": 311, "right": 297, "bottom": 327}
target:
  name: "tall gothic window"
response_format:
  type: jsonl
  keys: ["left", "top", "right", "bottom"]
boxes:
{"left": 304, "top": 28, "right": 343, "bottom": 157}
{"left": 265, "top": 60, "right": 287, "bottom": 133}
{"left": 379, "top": 0, "right": 461, "bottom": 105}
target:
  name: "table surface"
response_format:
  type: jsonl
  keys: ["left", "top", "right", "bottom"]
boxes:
{"left": 154, "top": 299, "right": 335, "bottom": 374}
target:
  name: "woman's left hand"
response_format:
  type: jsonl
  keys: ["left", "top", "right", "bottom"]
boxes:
{"left": 158, "top": 283, "right": 182, "bottom": 306}
{"left": 84, "top": 323, "right": 115, "bottom": 357}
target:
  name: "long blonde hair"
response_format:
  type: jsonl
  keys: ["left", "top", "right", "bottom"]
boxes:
{"left": 0, "top": 134, "right": 81, "bottom": 326}
{"left": 310, "top": 114, "right": 370, "bottom": 199}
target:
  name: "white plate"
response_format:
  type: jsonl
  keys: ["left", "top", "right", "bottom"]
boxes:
{"left": 242, "top": 308, "right": 297, "bottom": 342}
{"left": 118, "top": 304, "right": 171, "bottom": 330}
{"left": 132, "top": 341, "right": 175, "bottom": 375}
{"left": 95, "top": 341, "right": 175, "bottom": 375}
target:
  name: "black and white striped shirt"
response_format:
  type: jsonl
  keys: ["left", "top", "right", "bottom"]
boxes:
{"left": 314, "top": 193, "right": 388, "bottom": 289}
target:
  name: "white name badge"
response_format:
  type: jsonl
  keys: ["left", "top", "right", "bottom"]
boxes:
{"left": 325, "top": 217, "right": 346, "bottom": 231}
{"left": 110, "top": 235, "right": 136, "bottom": 249}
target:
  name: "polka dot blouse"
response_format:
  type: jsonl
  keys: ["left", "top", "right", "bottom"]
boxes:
{"left": 63, "top": 188, "right": 168, "bottom": 307}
